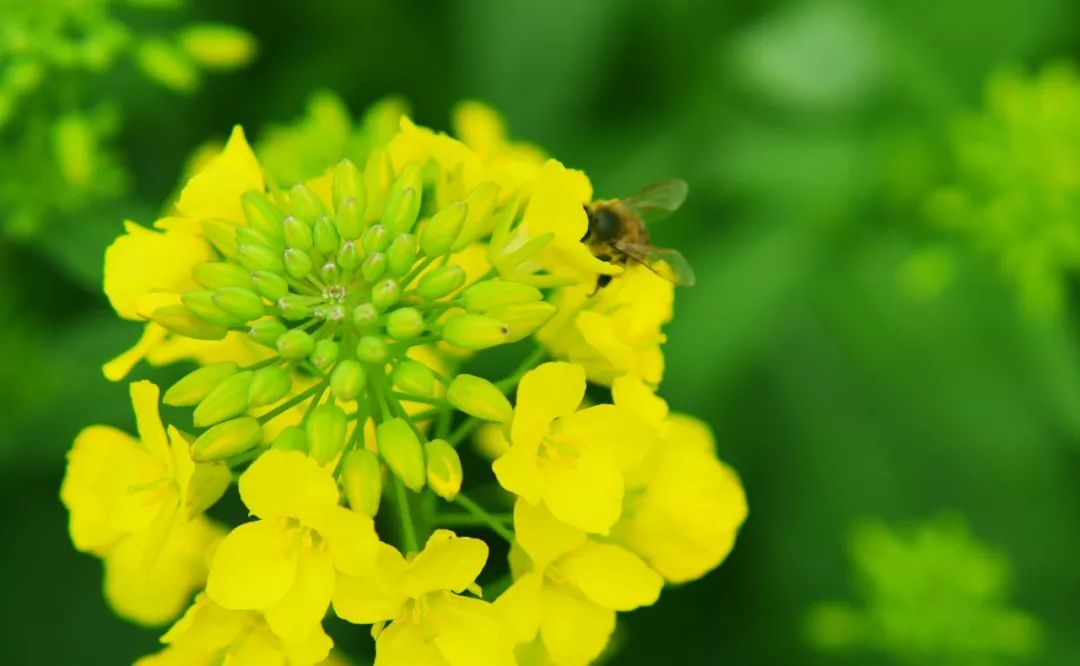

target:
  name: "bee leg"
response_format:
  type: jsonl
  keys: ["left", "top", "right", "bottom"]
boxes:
{"left": 591, "top": 274, "right": 612, "bottom": 295}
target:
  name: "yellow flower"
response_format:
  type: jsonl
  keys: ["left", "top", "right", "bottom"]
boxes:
{"left": 102, "top": 125, "right": 270, "bottom": 381}
{"left": 60, "top": 381, "right": 228, "bottom": 624}
{"left": 492, "top": 362, "right": 652, "bottom": 534}
{"left": 609, "top": 376, "right": 748, "bottom": 583}
{"left": 205, "top": 449, "right": 381, "bottom": 644}
{"left": 538, "top": 264, "right": 673, "bottom": 387}
{"left": 495, "top": 501, "right": 663, "bottom": 665}
{"left": 451, "top": 100, "right": 547, "bottom": 185}
{"left": 135, "top": 594, "right": 333, "bottom": 666}
{"left": 332, "top": 530, "right": 516, "bottom": 666}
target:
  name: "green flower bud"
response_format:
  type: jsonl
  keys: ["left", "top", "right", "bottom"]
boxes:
{"left": 194, "top": 370, "right": 253, "bottom": 427}
{"left": 341, "top": 448, "right": 381, "bottom": 517}
{"left": 203, "top": 219, "right": 239, "bottom": 258}
{"left": 213, "top": 286, "right": 265, "bottom": 322}
{"left": 386, "top": 307, "right": 424, "bottom": 340}
{"left": 393, "top": 359, "right": 435, "bottom": 396}
{"left": 165, "top": 362, "right": 239, "bottom": 407}
{"left": 454, "top": 182, "right": 500, "bottom": 251}
{"left": 236, "top": 226, "right": 279, "bottom": 250}
{"left": 365, "top": 148, "right": 394, "bottom": 219}
{"left": 241, "top": 191, "right": 285, "bottom": 239}
{"left": 447, "top": 374, "right": 512, "bottom": 422}
{"left": 183, "top": 462, "right": 231, "bottom": 518}
{"left": 441, "top": 313, "right": 509, "bottom": 350}
{"left": 416, "top": 265, "right": 465, "bottom": 301}
{"left": 334, "top": 159, "right": 367, "bottom": 217}
{"left": 307, "top": 404, "right": 348, "bottom": 465}
{"left": 248, "top": 365, "right": 292, "bottom": 408}
{"left": 238, "top": 243, "right": 285, "bottom": 273}
{"left": 424, "top": 438, "right": 462, "bottom": 500}
{"left": 420, "top": 201, "right": 466, "bottom": 257}
{"left": 382, "top": 187, "right": 420, "bottom": 237}
{"left": 330, "top": 360, "right": 367, "bottom": 400}
{"left": 310, "top": 339, "right": 339, "bottom": 370}
{"left": 152, "top": 304, "right": 227, "bottom": 340}
{"left": 462, "top": 279, "right": 542, "bottom": 313}
{"left": 182, "top": 290, "right": 241, "bottom": 328}
{"left": 250, "top": 271, "right": 289, "bottom": 301}
{"left": 289, "top": 182, "right": 327, "bottom": 222}
{"left": 191, "top": 416, "right": 262, "bottom": 462}
{"left": 487, "top": 301, "right": 557, "bottom": 341}
{"left": 356, "top": 335, "right": 388, "bottom": 363}
{"left": 272, "top": 425, "right": 308, "bottom": 453}
{"left": 335, "top": 197, "right": 364, "bottom": 241}
{"left": 362, "top": 252, "right": 387, "bottom": 282}
{"left": 277, "top": 329, "right": 315, "bottom": 359}
{"left": 248, "top": 318, "right": 287, "bottom": 347}
{"left": 277, "top": 294, "right": 321, "bottom": 320}
{"left": 386, "top": 234, "right": 417, "bottom": 277}
{"left": 337, "top": 240, "right": 360, "bottom": 270}
{"left": 313, "top": 215, "right": 340, "bottom": 255}
{"left": 376, "top": 417, "right": 425, "bottom": 491}
{"left": 284, "top": 248, "right": 314, "bottom": 279}
{"left": 362, "top": 224, "right": 389, "bottom": 254}
{"left": 352, "top": 303, "right": 379, "bottom": 330}
{"left": 371, "top": 278, "right": 401, "bottom": 310}
{"left": 193, "top": 261, "right": 250, "bottom": 289}
{"left": 283, "top": 215, "right": 314, "bottom": 250}
{"left": 319, "top": 259, "right": 341, "bottom": 283}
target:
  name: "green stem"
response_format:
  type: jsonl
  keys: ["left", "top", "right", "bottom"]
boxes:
{"left": 400, "top": 256, "right": 435, "bottom": 289}
{"left": 394, "top": 475, "right": 419, "bottom": 554}
{"left": 435, "top": 512, "right": 514, "bottom": 527}
{"left": 391, "top": 392, "right": 446, "bottom": 406}
{"left": 453, "top": 493, "right": 514, "bottom": 543}
{"left": 446, "top": 417, "right": 482, "bottom": 448}
{"left": 257, "top": 380, "right": 327, "bottom": 424}
{"left": 495, "top": 345, "right": 548, "bottom": 393}
{"left": 300, "top": 382, "right": 329, "bottom": 423}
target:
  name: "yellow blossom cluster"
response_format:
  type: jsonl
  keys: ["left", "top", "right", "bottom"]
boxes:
{"left": 60, "top": 99, "right": 747, "bottom": 665}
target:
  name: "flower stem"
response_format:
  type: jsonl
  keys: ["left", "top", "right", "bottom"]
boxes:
{"left": 394, "top": 475, "right": 419, "bottom": 554}
{"left": 453, "top": 493, "right": 514, "bottom": 543}
{"left": 257, "top": 380, "right": 327, "bottom": 424}
{"left": 494, "top": 345, "right": 547, "bottom": 392}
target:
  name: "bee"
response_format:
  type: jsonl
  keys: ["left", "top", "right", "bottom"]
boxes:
{"left": 583, "top": 179, "right": 696, "bottom": 290}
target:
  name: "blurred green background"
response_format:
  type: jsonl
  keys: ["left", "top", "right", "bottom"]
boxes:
{"left": 3, "top": 0, "right": 1080, "bottom": 664}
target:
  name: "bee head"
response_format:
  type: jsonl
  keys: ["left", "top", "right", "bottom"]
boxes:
{"left": 587, "top": 205, "right": 621, "bottom": 242}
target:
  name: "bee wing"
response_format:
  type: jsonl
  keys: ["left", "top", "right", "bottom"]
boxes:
{"left": 615, "top": 241, "right": 696, "bottom": 287}
{"left": 619, "top": 179, "right": 688, "bottom": 224}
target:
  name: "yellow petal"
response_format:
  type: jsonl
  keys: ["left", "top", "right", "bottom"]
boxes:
{"left": 176, "top": 125, "right": 263, "bottom": 223}
{"left": 374, "top": 618, "right": 447, "bottom": 666}
{"left": 492, "top": 571, "right": 543, "bottom": 644}
{"left": 540, "top": 445, "right": 623, "bottom": 534}
{"left": 161, "top": 594, "right": 247, "bottom": 652}
{"left": 264, "top": 544, "right": 335, "bottom": 644}
{"left": 574, "top": 311, "right": 636, "bottom": 376}
{"left": 307, "top": 504, "right": 379, "bottom": 577}
{"left": 558, "top": 404, "right": 652, "bottom": 472}
{"left": 131, "top": 380, "right": 172, "bottom": 463}
{"left": 428, "top": 594, "right": 517, "bottom": 666}
{"left": 511, "top": 362, "right": 585, "bottom": 449}
{"left": 103, "top": 324, "right": 168, "bottom": 382}
{"left": 513, "top": 499, "right": 585, "bottom": 568}
{"left": 404, "top": 530, "right": 488, "bottom": 597}
{"left": 556, "top": 542, "right": 662, "bottom": 611}
{"left": 538, "top": 585, "right": 615, "bottom": 666}
{"left": 226, "top": 623, "right": 290, "bottom": 666}
{"left": 491, "top": 442, "right": 542, "bottom": 504}
{"left": 611, "top": 375, "right": 668, "bottom": 429}
{"left": 207, "top": 520, "right": 299, "bottom": 610}
{"left": 332, "top": 543, "right": 409, "bottom": 625}
{"left": 238, "top": 450, "right": 339, "bottom": 523}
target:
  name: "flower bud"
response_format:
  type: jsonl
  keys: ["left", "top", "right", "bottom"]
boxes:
{"left": 462, "top": 279, "right": 542, "bottom": 313}
{"left": 447, "top": 374, "right": 512, "bottom": 422}
{"left": 307, "top": 404, "right": 348, "bottom": 465}
{"left": 417, "top": 265, "right": 465, "bottom": 301}
{"left": 331, "top": 360, "right": 366, "bottom": 400}
{"left": 277, "top": 329, "right": 314, "bottom": 359}
{"left": 310, "top": 339, "right": 339, "bottom": 370}
{"left": 182, "top": 290, "right": 240, "bottom": 328}
{"left": 248, "top": 365, "right": 292, "bottom": 408}
{"left": 356, "top": 335, "right": 388, "bottom": 364}
{"left": 334, "top": 158, "right": 366, "bottom": 216}
{"left": 386, "top": 234, "right": 418, "bottom": 277}
{"left": 241, "top": 191, "right": 285, "bottom": 240}
{"left": 362, "top": 252, "right": 386, "bottom": 282}
{"left": 289, "top": 182, "right": 327, "bottom": 222}
{"left": 420, "top": 202, "right": 466, "bottom": 257}
{"left": 371, "top": 278, "right": 400, "bottom": 310}
{"left": 352, "top": 303, "right": 379, "bottom": 330}
{"left": 248, "top": 318, "right": 287, "bottom": 347}
{"left": 165, "top": 362, "right": 239, "bottom": 406}
{"left": 313, "top": 215, "right": 340, "bottom": 255}
{"left": 272, "top": 425, "right": 308, "bottom": 453}
{"left": 191, "top": 416, "right": 262, "bottom": 462}
{"left": 250, "top": 270, "right": 289, "bottom": 301}
{"left": 213, "top": 286, "right": 265, "bottom": 322}
{"left": 341, "top": 448, "right": 381, "bottom": 517}
{"left": 183, "top": 461, "right": 231, "bottom": 518}
{"left": 362, "top": 224, "right": 389, "bottom": 254}
{"left": 337, "top": 240, "right": 360, "bottom": 270}
{"left": 235, "top": 226, "right": 279, "bottom": 250}
{"left": 335, "top": 196, "right": 364, "bottom": 241}
{"left": 203, "top": 219, "right": 239, "bottom": 258}
{"left": 319, "top": 259, "right": 340, "bottom": 283}
{"left": 385, "top": 307, "right": 424, "bottom": 340}
{"left": 276, "top": 294, "right": 319, "bottom": 321}
{"left": 238, "top": 243, "right": 285, "bottom": 273}
{"left": 283, "top": 215, "right": 314, "bottom": 250}
{"left": 365, "top": 148, "right": 394, "bottom": 219}
{"left": 454, "top": 182, "right": 499, "bottom": 250}
{"left": 376, "top": 418, "right": 425, "bottom": 491}
{"left": 424, "top": 438, "right": 462, "bottom": 500}
{"left": 152, "top": 304, "right": 227, "bottom": 340}
{"left": 442, "top": 314, "right": 509, "bottom": 350}
{"left": 486, "top": 302, "right": 557, "bottom": 341}
{"left": 383, "top": 188, "right": 419, "bottom": 237}
{"left": 193, "top": 261, "right": 250, "bottom": 289}
{"left": 284, "top": 248, "right": 313, "bottom": 279}
{"left": 393, "top": 359, "right": 435, "bottom": 396}
{"left": 194, "top": 370, "right": 252, "bottom": 427}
